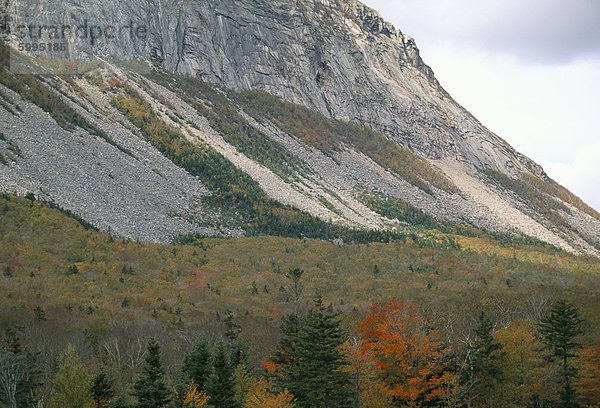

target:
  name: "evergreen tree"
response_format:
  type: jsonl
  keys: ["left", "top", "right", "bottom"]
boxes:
{"left": 472, "top": 312, "right": 503, "bottom": 408}
{"left": 286, "top": 268, "right": 305, "bottom": 317}
{"left": 223, "top": 310, "right": 242, "bottom": 342}
{"left": 131, "top": 338, "right": 171, "bottom": 408}
{"left": 229, "top": 344, "right": 248, "bottom": 372}
{"left": 276, "top": 298, "right": 351, "bottom": 408}
{"left": 538, "top": 299, "right": 584, "bottom": 408}
{"left": 91, "top": 371, "right": 115, "bottom": 408}
{"left": 180, "top": 339, "right": 212, "bottom": 391}
{"left": 205, "top": 342, "right": 236, "bottom": 408}
{"left": 271, "top": 313, "right": 301, "bottom": 388}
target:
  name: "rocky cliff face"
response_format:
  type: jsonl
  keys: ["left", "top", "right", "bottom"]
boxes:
{"left": 3, "top": 0, "right": 542, "bottom": 175}
{"left": 1, "top": 0, "right": 599, "bottom": 254}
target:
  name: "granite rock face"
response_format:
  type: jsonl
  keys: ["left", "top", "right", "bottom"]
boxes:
{"left": 2, "top": 0, "right": 542, "bottom": 174}
{"left": 1, "top": 0, "right": 599, "bottom": 255}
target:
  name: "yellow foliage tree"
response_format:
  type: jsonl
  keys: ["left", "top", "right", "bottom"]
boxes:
{"left": 47, "top": 345, "right": 94, "bottom": 408}
{"left": 243, "top": 378, "right": 295, "bottom": 408}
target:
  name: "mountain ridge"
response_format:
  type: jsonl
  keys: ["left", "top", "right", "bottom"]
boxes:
{"left": 0, "top": 0, "right": 599, "bottom": 254}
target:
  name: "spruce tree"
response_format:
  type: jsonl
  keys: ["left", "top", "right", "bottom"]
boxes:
{"left": 538, "top": 299, "right": 584, "bottom": 408}
{"left": 91, "top": 371, "right": 115, "bottom": 408}
{"left": 271, "top": 313, "right": 300, "bottom": 388}
{"left": 131, "top": 338, "right": 171, "bottom": 408}
{"left": 286, "top": 268, "right": 305, "bottom": 316}
{"left": 472, "top": 312, "right": 503, "bottom": 408}
{"left": 205, "top": 342, "right": 236, "bottom": 408}
{"left": 276, "top": 298, "right": 351, "bottom": 408}
{"left": 223, "top": 310, "right": 241, "bottom": 342}
{"left": 180, "top": 339, "right": 212, "bottom": 391}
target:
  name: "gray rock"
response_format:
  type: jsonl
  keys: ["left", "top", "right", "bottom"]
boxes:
{"left": 3, "top": 0, "right": 542, "bottom": 174}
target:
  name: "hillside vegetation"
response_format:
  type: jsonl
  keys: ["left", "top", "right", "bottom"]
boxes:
{"left": 1, "top": 194, "right": 600, "bottom": 406}
{"left": 148, "top": 72, "right": 457, "bottom": 195}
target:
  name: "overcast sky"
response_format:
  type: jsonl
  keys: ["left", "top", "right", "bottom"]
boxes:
{"left": 362, "top": 0, "right": 600, "bottom": 211}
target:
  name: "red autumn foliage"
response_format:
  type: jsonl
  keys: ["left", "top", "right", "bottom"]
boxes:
{"left": 107, "top": 77, "right": 122, "bottom": 88}
{"left": 357, "top": 299, "right": 456, "bottom": 408}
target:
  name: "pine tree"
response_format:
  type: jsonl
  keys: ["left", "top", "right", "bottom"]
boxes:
{"left": 472, "top": 312, "right": 503, "bottom": 408}
{"left": 180, "top": 339, "right": 212, "bottom": 391}
{"left": 131, "top": 338, "right": 171, "bottom": 408}
{"left": 276, "top": 298, "right": 351, "bottom": 408}
{"left": 538, "top": 299, "right": 584, "bottom": 408}
{"left": 91, "top": 371, "right": 115, "bottom": 408}
{"left": 205, "top": 342, "right": 236, "bottom": 408}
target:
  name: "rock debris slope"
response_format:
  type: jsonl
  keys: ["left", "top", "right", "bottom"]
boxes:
{"left": 0, "top": 0, "right": 599, "bottom": 254}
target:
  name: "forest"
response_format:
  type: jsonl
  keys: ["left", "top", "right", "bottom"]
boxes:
{"left": 1, "top": 195, "right": 600, "bottom": 408}
{"left": 1, "top": 46, "right": 600, "bottom": 407}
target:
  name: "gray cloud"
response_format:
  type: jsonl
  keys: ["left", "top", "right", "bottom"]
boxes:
{"left": 363, "top": 0, "right": 600, "bottom": 64}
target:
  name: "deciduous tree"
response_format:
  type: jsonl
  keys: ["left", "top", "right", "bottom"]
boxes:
{"left": 576, "top": 337, "right": 600, "bottom": 407}
{"left": 242, "top": 378, "right": 295, "bottom": 408}
{"left": 341, "top": 337, "right": 392, "bottom": 408}
{"left": 48, "top": 345, "right": 94, "bottom": 408}
{"left": 494, "top": 320, "right": 552, "bottom": 408}
{"left": 357, "top": 299, "right": 454, "bottom": 408}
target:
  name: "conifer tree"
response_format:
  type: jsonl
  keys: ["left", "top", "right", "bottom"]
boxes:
{"left": 270, "top": 314, "right": 300, "bottom": 389}
{"left": 131, "top": 338, "right": 171, "bottom": 408}
{"left": 472, "top": 312, "right": 503, "bottom": 408}
{"left": 275, "top": 298, "right": 351, "bottom": 408}
{"left": 229, "top": 344, "right": 248, "bottom": 373}
{"left": 224, "top": 310, "right": 242, "bottom": 342}
{"left": 285, "top": 268, "right": 305, "bottom": 317}
{"left": 538, "top": 299, "right": 584, "bottom": 408}
{"left": 205, "top": 342, "right": 236, "bottom": 408}
{"left": 91, "top": 371, "right": 115, "bottom": 408}
{"left": 180, "top": 339, "right": 212, "bottom": 391}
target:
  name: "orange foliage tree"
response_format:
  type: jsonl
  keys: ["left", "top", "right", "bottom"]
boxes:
{"left": 342, "top": 337, "right": 393, "bottom": 408}
{"left": 577, "top": 337, "right": 600, "bottom": 407}
{"left": 356, "top": 299, "right": 456, "bottom": 408}
{"left": 175, "top": 381, "right": 211, "bottom": 408}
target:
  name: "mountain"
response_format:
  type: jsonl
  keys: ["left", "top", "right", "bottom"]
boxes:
{"left": 0, "top": 0, "right": 599, "bottom": 254}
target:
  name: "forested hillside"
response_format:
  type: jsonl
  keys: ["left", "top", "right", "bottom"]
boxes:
{"left": 1, "top": 194, "right": 600, "bottom": 407}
